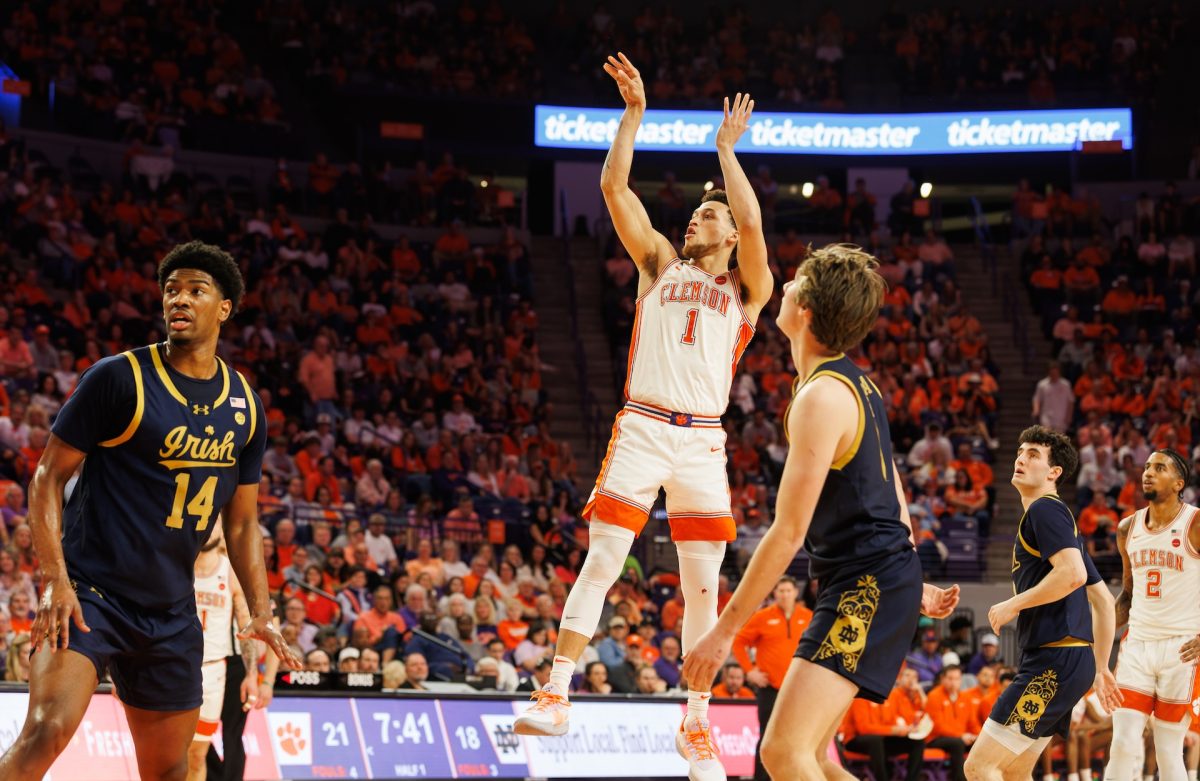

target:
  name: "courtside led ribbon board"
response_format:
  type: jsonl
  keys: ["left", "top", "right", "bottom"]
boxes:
{"left": 534, "top": 105, "right": 1134, "bottom": 155}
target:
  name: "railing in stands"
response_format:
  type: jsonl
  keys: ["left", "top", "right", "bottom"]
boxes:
{"left": 970, "top": 196, "right": 1032, "bottom": 375}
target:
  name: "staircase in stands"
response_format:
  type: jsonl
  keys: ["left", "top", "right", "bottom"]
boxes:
{"left": 952, "top": 243, "right": 1054, "bottom": 579}
{"left": 531, "top": 236, "right": 617, "bottom": 487}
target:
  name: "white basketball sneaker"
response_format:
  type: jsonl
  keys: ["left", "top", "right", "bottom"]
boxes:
{"left": 513, "top": 686, "right": 571, "bottom": 736}
{"left": 675, "top": 716, "right": 726, "bottom": 781}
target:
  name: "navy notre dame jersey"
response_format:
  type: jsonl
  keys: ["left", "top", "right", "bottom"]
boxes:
{"left": 52, "top": 343, "right": 266, "bottom": 611}
{"left": 785, "top": 354, "right": 912, "bottom": 579}
{"left": 1011, "top": 494, "right": 1103, "bottom": 649}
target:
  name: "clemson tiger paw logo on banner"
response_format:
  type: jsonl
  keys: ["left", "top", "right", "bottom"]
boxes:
{"left": 814, "top": 575, "right": 880, "bottom": 674}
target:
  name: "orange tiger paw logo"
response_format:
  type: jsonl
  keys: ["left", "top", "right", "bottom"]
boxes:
{"left": 277, "top": 722, "right": 306, "bottom": 755}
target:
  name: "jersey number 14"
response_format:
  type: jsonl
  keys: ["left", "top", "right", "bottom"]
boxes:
{"left": 165, "top": 473, "right": 218, "bottom": 531}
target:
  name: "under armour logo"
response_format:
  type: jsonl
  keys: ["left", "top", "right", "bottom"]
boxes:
{"left": 193, "top": 404, "right": 210, "bottom": 415}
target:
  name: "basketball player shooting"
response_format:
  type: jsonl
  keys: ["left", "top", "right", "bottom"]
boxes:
{"left": 1102, "top": 449, "right": 1200, "bottom": 781}
{"left": 0, "top": 241, "right": 302, "bottom": 781}
{"left": 514, "top": 53, "right": 773, "bottom": 781}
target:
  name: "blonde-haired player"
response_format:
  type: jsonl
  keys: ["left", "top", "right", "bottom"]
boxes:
{"left": 1104, "top": 449, "right": 1200, "bottom": 781}
{"left": 188, "top": 521, "right": 266, "bottom": 781}
{"left": 514, "top": 53, "right": 773, "bottom": 781}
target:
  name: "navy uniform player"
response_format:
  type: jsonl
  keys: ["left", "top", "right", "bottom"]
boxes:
{"left": 0, "top": 241, "right": 302, "bottom": 781}
{"left": 684, "top": 245, "right": 960, "bottom": 781}
{"left": 964, "top": 426, "right": 1122, "bottom": 781}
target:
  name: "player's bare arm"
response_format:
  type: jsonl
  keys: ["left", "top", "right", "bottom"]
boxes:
{"left": 230, "top": 573, "right": 265, "bottom": 710}
{"left": 1085, "top": 581, "right": 1122, "bottom": 713}
{"left": 714, "top": 93, "right": 772, "bottom": 321}
{"left": 1179, "top": 506, "right": 1200, "bottom": 662}
{"left": 681, "top": 377, "right": 848, "bottom": 687}
{"left": 890, "top": 461, "right": 961, "bottom": 618}
{"left": 222, "top": 484, "right": 302, "bottom": 670}
{"left": 988, "top": 546, "right": 1087, "bottom": 633}
{"left": 1114, "top": 514, "right": 1134, "bottom": 630}
{"left": 600, "top": 53, "right": 675, "bottom": 293}
{"left": 27, "top": 434, "right": 91, "bottom": 652}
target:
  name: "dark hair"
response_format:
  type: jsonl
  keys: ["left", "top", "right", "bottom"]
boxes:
{"left": 1017, "top": 425, "right": 1079, "bottom": 486}
{"left": 699, "top": 188, "right": 736, "bottom": 229}
{"left": 1153, "top": 448, "right": 1190, "bottom": 493}
{"left": 158, "top": 240, "right": 245, "bottom": 316}
{"left": 776, "top": 576, "right": 798, "bottom": 590}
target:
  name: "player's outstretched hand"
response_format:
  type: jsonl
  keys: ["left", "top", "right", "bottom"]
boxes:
{"left": 1180, "top": 635, "right": 1200, "bottom": 663}
{"left": 1092, "top": 668, "right": 1123, "bottom": 714}
{"left": 239, "top": 615, "right": 303, "bottom": 670}
{"left": 987, "top": 598, "right": 1020, "bottom": 634}
{"left": 603, "top": 53, "right": 646, "bottom": 109}
{"left": 681, "top": 627, "right": 733, "bottom": 693}
{"left": 715, "top": 92, "right": 755, "bottom": 150}
{"left": 920, "top": 583, "right": 960, "bottom": 619}
{"left": 240, "top": 674, "right": 260, "bottom": 712}
{"left": 33, "top": 576, "right": 90, "bottom": 653}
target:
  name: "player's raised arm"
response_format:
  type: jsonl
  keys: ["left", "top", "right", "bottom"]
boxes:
{"left": 600, "top": 53, "right": 674, "bottom": 283}
{"left": 988, "top": 546, "right": 1087, "bottom": 633}
{"left": 715, "top": 93, "right": 772, "bottom": 312}
{"left": 27, "top": 435, "right": 91, "bottom": 651}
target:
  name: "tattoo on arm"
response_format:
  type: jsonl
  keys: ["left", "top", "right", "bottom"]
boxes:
{"left": 1114, "top": 590, "right": 1131, "bottom": 630}
{"left": 241, "top": 635, "right": 259, "bottom": 676}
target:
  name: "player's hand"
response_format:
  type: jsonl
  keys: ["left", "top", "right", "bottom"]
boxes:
{"left": 1092, "top": 668, "right": 1123, "bottom": 714}
{"left": 1179, "top": 634, "right": 1200, "bottom": 663}
{"left": 746, "top": 669, "right": 769, "bottom": 689}
{"left": 239, "top": 615, "right": 303, "bottom": 670}
{"left": 240, "top": 675, "right": 259, "bottom": 712}
{"left": 716, "top": 92, "right": 755, "bottom": 150}
{"left": 987, "top": 598, "right": 1020, "bottom": 634}
{"left": 603, "top": 53, "right": 646, "bottom": 110}
{"left": 32, "top": 576, "right": 90, "bottom": 652}
{"left": 921, "top": 583, "right": 960, "bottom": 619}
{"left": 256, "top": 682, "right": 274, "bottom": 709}
{"left": 681, "top": 627, "right": 733, "bottom": 692}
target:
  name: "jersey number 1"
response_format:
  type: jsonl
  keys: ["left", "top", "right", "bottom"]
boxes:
{"left": 680, "top": 308, "right": 699, "bottom": 345}
{"left": 166, "top": 473, "right": 218, "bottom": 531}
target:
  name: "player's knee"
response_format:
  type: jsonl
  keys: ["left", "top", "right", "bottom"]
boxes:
{"left": 963, "top": 749, "right": 994, "bottom": 781}
{"left": 1110, "top": 725, "right": 1143, "bottom": 758}
{"left": 760, "top": 731, "right": 803, "bottom": 778}
{"left": 20, "top": 712, "right": 76, "bottom": 758}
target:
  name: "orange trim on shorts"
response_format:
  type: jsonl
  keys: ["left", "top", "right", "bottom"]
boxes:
{"left": 1156, "top": 700, "right": 1193, "bottom": 722}
{"left": 196, "top": 719, "right": 220, "bottom": 737}
{"left": 582, "top": 492, "right": 650, "bottom": 535}
{"left": 668, "top": 514, "right": 736, "bottom": 542}
{"left": 1117, "top": 687, "right": 1154, "bottom": 715}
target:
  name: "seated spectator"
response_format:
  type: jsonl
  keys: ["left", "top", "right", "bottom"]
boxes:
{"left": 653, "top": 635, "right": 683, "bottom": 690}
{"left": 516, "top": 657, "right": 553, "bottom": 693}
{"left": 925, "top": 666, "right": 977, "bottom": 780}
{"left": 404, "top": 612, "right": 473, "bottom": 679}
{"left": 635, "top": 666, "right": 668, "bottom": 696}
{"left": 382, "top": 660, "right": 407, "bottom": 690}
{"left": 711, "top": 663, "right": 754, "bottom": 699}
{"left": 513, "top": 621, "right": 554, "bottom": 672}
{"left": 354, "top": 585, "right": 407, "bottom": 656}
{"left": 598, "top": 617, "right": 630, "bottom": 668}
{"left": 904, "top": 629, "right": 943, "bottom": 685}
{"left": 966, "top": 634, "right": 1002, "bottom": 675}
{"left": 304, "top": 649, "right": 332, "bottom": 673}
{"left": 337, "top": 647, "right": 360, "bottom": 673}
{"left": 364, "top": 513, "right": 399, "bottom": 574}
{"left": 841, "top": 686, "right": 926, "bottom": 781}
{"left": 581, "top": 660, "right": 613, "bottom": 694}
{"left": 399, "top": 653, "right": 429, "bottom": 690}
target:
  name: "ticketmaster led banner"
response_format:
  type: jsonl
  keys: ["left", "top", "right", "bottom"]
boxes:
{"left": 534, "top": 105, "right": 1134, "bottom": 155}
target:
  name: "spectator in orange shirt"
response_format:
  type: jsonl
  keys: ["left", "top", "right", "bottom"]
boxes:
{"left": 1077, "top": 491, "right": 1119, "bottom": 537}
{"left": 961, "top": 664, "right": 1002, "bottom": 727}
{"left": 885, "top": 666, "right": 928, "bottom": 728}
{"left": 711, "top": 663, "right": 755, "bottom": 699}
{"left": 354, "top": 584, "right": 408, "bottom": 654}
{"left": 1063, "top": 257, "right": 1101, "bottom": 309}
{"left": 732, "top": 577, "right": 811, "bottom": 781}
{"left": 841, "top": 692, "right": 927, "bottom": 781}
{"left": 926, "top": 666, "right": 977, "bottom": 781}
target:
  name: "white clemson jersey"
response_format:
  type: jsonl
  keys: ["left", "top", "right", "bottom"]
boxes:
{"left": 1125, "top": 503, "right": 1200, "bottom": 641}
{"left": 195, "top": 555, "right": 236, "bottom": 662}
{"left": 625, "top": 259, "right": 755, "bottom": 416}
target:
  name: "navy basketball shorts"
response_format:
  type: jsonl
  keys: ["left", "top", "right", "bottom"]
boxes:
{"left": 795, "top": 549, "right": 924, "bottom": 703}
{"left": 985, "top": 645, "right": 1094, "bottom": 748}
{"left": 65, "top": 580, "right": 203, "bottom": 711}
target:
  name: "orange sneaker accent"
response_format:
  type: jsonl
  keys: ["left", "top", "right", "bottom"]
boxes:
{"left": 681, "top": 721, "right": 718, "bottom": 761}
{"left": 528, "top": 689, "right": 570, "bottom": 711}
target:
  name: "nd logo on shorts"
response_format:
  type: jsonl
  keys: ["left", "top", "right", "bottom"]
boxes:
{"left": 815, "top": 575, "right": 880, "bottom": 673}
{"left": 1007, "top": 669, "right": 1059, "bottom": 733}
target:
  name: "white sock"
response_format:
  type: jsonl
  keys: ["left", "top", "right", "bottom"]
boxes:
{"left": 1070, "top": 774, "right": 1080, "bottom": 781}
{"left": 1145, "top": 775, "right": 1156, "bottom": 781}
{"left": 1186, "top": 771, "right": 1197, "bottom": 781}
{"left": 547, "top": 655, "right": 574, "bottom": 696}
{"left": 687, "top": 690, "right": 711, "bottom": 723}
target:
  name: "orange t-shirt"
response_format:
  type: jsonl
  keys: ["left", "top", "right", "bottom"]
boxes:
{"left": 732, "top": 604, "right": 813, "bottom": 689}
{"left": 926, "top": 687, "right": 981, "bottom": 739}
